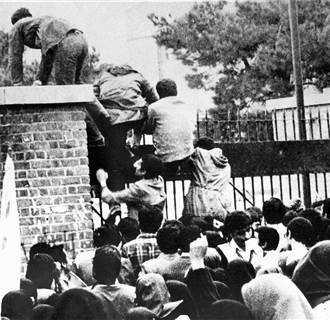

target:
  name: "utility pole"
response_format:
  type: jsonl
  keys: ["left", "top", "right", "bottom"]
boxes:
{"left": 288, "top": 0, "right": 311, "bottom": 207}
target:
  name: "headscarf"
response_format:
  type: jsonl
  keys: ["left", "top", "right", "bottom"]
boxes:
{"left": 292, "top": 240, "right": 330, "bottom": 307}
{"left": 208, "top": 299, "right": 254, "bottom": 320}
{"left": 227, "top": 259, "right": 255, "bottom": 302}
{"left": 135, "top": 274, "right": 181, "bottom": 318}
{"left": 242, "top": 273, "right": 314, "bottom": 320}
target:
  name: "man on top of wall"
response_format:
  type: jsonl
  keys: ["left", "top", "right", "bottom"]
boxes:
{"left": 9, "top": 8, "right": 89, "bottom": 86}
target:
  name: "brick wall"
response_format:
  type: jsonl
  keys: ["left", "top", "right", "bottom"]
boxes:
{"left": 0, "top": 85, "right": 95, "bottom": 263}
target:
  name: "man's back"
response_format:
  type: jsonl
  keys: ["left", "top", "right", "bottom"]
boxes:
{"left": 145, "top": 96, "right": 194, "bottom": 163}
{"left": 92, "top": 283, "right": 135, "bottom": 320}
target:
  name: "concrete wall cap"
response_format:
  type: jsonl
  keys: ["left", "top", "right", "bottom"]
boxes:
{"left": 0, "top": 84, "right": 95, "bottom": 106}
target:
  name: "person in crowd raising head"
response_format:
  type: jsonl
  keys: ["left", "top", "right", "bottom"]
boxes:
{"left": 9, "top": 8, "right": 88, "bottom": 85}
{"left": 143, "top": 78, "right": 195, "bottom": 176}
{"left": 218, "top": 211, "right": 263, "bottom": 268}
{"left": 184, "top": 137, "right": 232, "bottom": 220}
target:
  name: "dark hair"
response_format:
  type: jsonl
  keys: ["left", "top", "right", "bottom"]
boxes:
{"left": 1, "top": 290, "right": 33, "bottom": 320}
{"left": 31, "top": 304, "right": 55, "bottom": 320}
{"left": 245, "top": 207, "right": 263, "bottom": 223}
{"left": 300, "top": 208, "right": 322, "bottom": 243}
{"left": 126, "top": 307, "right": 156, "bottom": 320}
{"left": 118, "top": 217, "right": 140, "bottom": 243}
{"left": 52, "top": 288, "right": 106, "bottom": 320}
{"left": 26, "top": 253, "right": 56, "bottom": 289}
{"left": 93, "top": 245, "right": 121, "bottom": 284}
{"left": 11, "top": 8, "right": 32, "bottom": 25}
{"left": 138, "top": 208, "right": 163, "bottom": 233}
{"left": 323, "top": 198, "right": 330, "bottom": 218}
{"left": 287, "top": 217, "right": 313, "bottom": 246}
{"left": 93, "top": 225, "right": 121, "bottom": 248}
{"left": 156, "top": 226, "right": 181, "bottom": 254}
{"left": 262, "top": 198, "right": 287, "bottom": 224}
{"left": 205, "top": 230, "right": 224, "bottom": 248}
{"left": 141, "top": 154, "right": 163, "bottom": 179}
{"left": 29, "top": 242, "right": 51, "bottom": 260}
{"left": 195, "top": 137, "right": 215, "bottom": 150}
{"left": 257, "top": 226, "right": 280, "bottom": 251}
{"left": 156, "top": 78, "right": 177, "bottom": 98}
{"left": 178, "top": 225, "right": 200, "bottom": 252}
{"left": 224, "top": 211, "right": 251, "bottom": 236}
{"left": 162, "top": 219, "right": 184, "bottom": 230}
{"left": 282, "top": 210, "right": 299, "bottom": 227}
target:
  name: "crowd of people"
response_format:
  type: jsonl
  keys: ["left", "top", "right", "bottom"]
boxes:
{"left": 5, "top": 6, "right": 330, "bottom": 320}
{"left": 2, "top": 198, "right": 330, "bottom": 320}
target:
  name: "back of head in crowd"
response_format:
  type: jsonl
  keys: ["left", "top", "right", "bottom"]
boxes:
{"left": 52, "top": 288, "right": 106, "bottom": 320}
{"left": 93, "top": 225, "right": 121, "bottom": 248}
{"left": 138, "top": 208, "right": 163, "bottom": 234}
{"left": 257, "top": 226, "right": 279, "bottom": 251}
{"left": 323, "top": 198, "right": 330, "bottom": 218}
{"left": 118, "top": 217, "right": 140, "bottom": 243}
{"left": 156, "top": 225, "right": 181, "bottom": 254}
{"left": 223, "top": 211, "right": 251, "bottom": 238}
{"left": 26, "top": 253, "right": 56, "bottom": 289}
{"left": 93, "top": 244, "right": 121, "bottom": 284}
{"left": 140, "top": 154, "right": 164, "bottom": 179}
{"left": 31, "top": 304, "right": 55, "bottom": 320}
{"left": 178, "top": 225, "right": 200, "bottom": 252}
{"left": 282, "top": 210, "right": 299, "bottom": 227}
{"left": 300, "top": 208, "right": 324, "bottom": 242}
{"left": 195, "top": 137, "right": 215, "bottom": 150}
{"left": 11, "top": 7, "right": 32, "bottom": 25}
{"left": 156, "top": 78, "right": 177, "bottom": 98}
{"left": 287, "top": 217, "right": 313, "bottom": 246}
{"left": 1, "top": 290, "right": 33, "bottom": 320}
{"left": 262, "top": 197, "right": 287, "bottom": 224}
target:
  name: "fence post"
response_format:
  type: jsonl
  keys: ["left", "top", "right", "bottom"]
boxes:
{"left": 288, "top": 0, "right": 311, "bottom": 207}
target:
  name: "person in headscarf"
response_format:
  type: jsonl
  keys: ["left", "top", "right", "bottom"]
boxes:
{"left": 184, "top": 137, "right": 232, "bottom": 220}
{"left": 208, "top": 299, "right": 254, "bottom": 320}
{"left": 292, "top": 240, "right": 330, "bottom": 307}
{"left": 226, "top": 259, "right": 255, "bottom": 302}
{"left": 135, "top": 273, "right": 184, "bottom": 320}
{"left": 242, "top": 273, "right": 314, "bottom": 320}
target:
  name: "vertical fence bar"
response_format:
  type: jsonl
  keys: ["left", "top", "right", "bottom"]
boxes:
{"left": 283, "top": 112, "right": 288, "bottom": 141}
{"left": 164, "top": 181, "right": 168, "bottom": 218}
{"left": 279, "top": 175, "right": 284, "bottom": 200}
{"left": 318, "top": 108, "right": 322, "bottom": 139}
{"left": 196, "top": 111, "right": 200, "bottom": 139}
{"left": 297, "top": 173, "right": 301, "bottom": 198}
{"left": 242, "top": 177, "right": 246, "bottom": 210}
{"left": 270, "top": 175, "right": 274, "bottom": 197}
{"left": 251, "top": 176, "right": 255, "bottom": 206}
{"left": 324, "top": 173, "right": 328, "bottom": 198}
{"left": 292, "top": 108, "right": 297, "bottom": 140}
{"left": 233, "top": 178, "right": 237, "bottom": 210}
{"left": 273, "top": 110, "right": 279, "bottom": 141}
{"left": 173, "top": 180, "right": 177, "bottom": 219}
{"left": 314, "top": 173, "right": 319, "bottom": 195}
{"left": 309, "top": 107, "right": 314, "bottom": 140}
{"left": 327, "top": 109, "right": 330, "bottom": 139}
{"left": 205, "top": 110, "right": 209, "bottom": 137}
{"left": 288, "top": 174, "right": 292, "bottom": 200}
{"left": 261, "top": 176, "right": 265, "bottom": 204}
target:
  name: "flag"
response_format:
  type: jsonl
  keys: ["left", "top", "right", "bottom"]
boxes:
{"left": 0, "top": 154, "right": 21, "bottom": 312}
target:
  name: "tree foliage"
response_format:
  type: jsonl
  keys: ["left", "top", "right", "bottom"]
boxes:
{"left": 149, "top": 0, "right": 330, "bottom": 116}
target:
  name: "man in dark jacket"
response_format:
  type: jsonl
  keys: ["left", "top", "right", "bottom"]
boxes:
{"left": 88, "top": 64, "right": 158, "bottom": 190}
{"left": 9, "top": 8, "right": 88, "bottom": 85}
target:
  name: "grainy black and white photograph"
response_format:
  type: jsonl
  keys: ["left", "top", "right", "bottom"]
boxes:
{"left": 0, "top": 0, "right": 330, "bottom": 319}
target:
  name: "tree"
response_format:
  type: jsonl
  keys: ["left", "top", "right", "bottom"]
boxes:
{"left": 149, "top": 0, "right": 330, "bottom": 115}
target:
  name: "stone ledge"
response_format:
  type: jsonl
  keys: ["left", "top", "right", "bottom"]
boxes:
{"left": 0, "top": 85, "right": 95, "bottom": 106}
